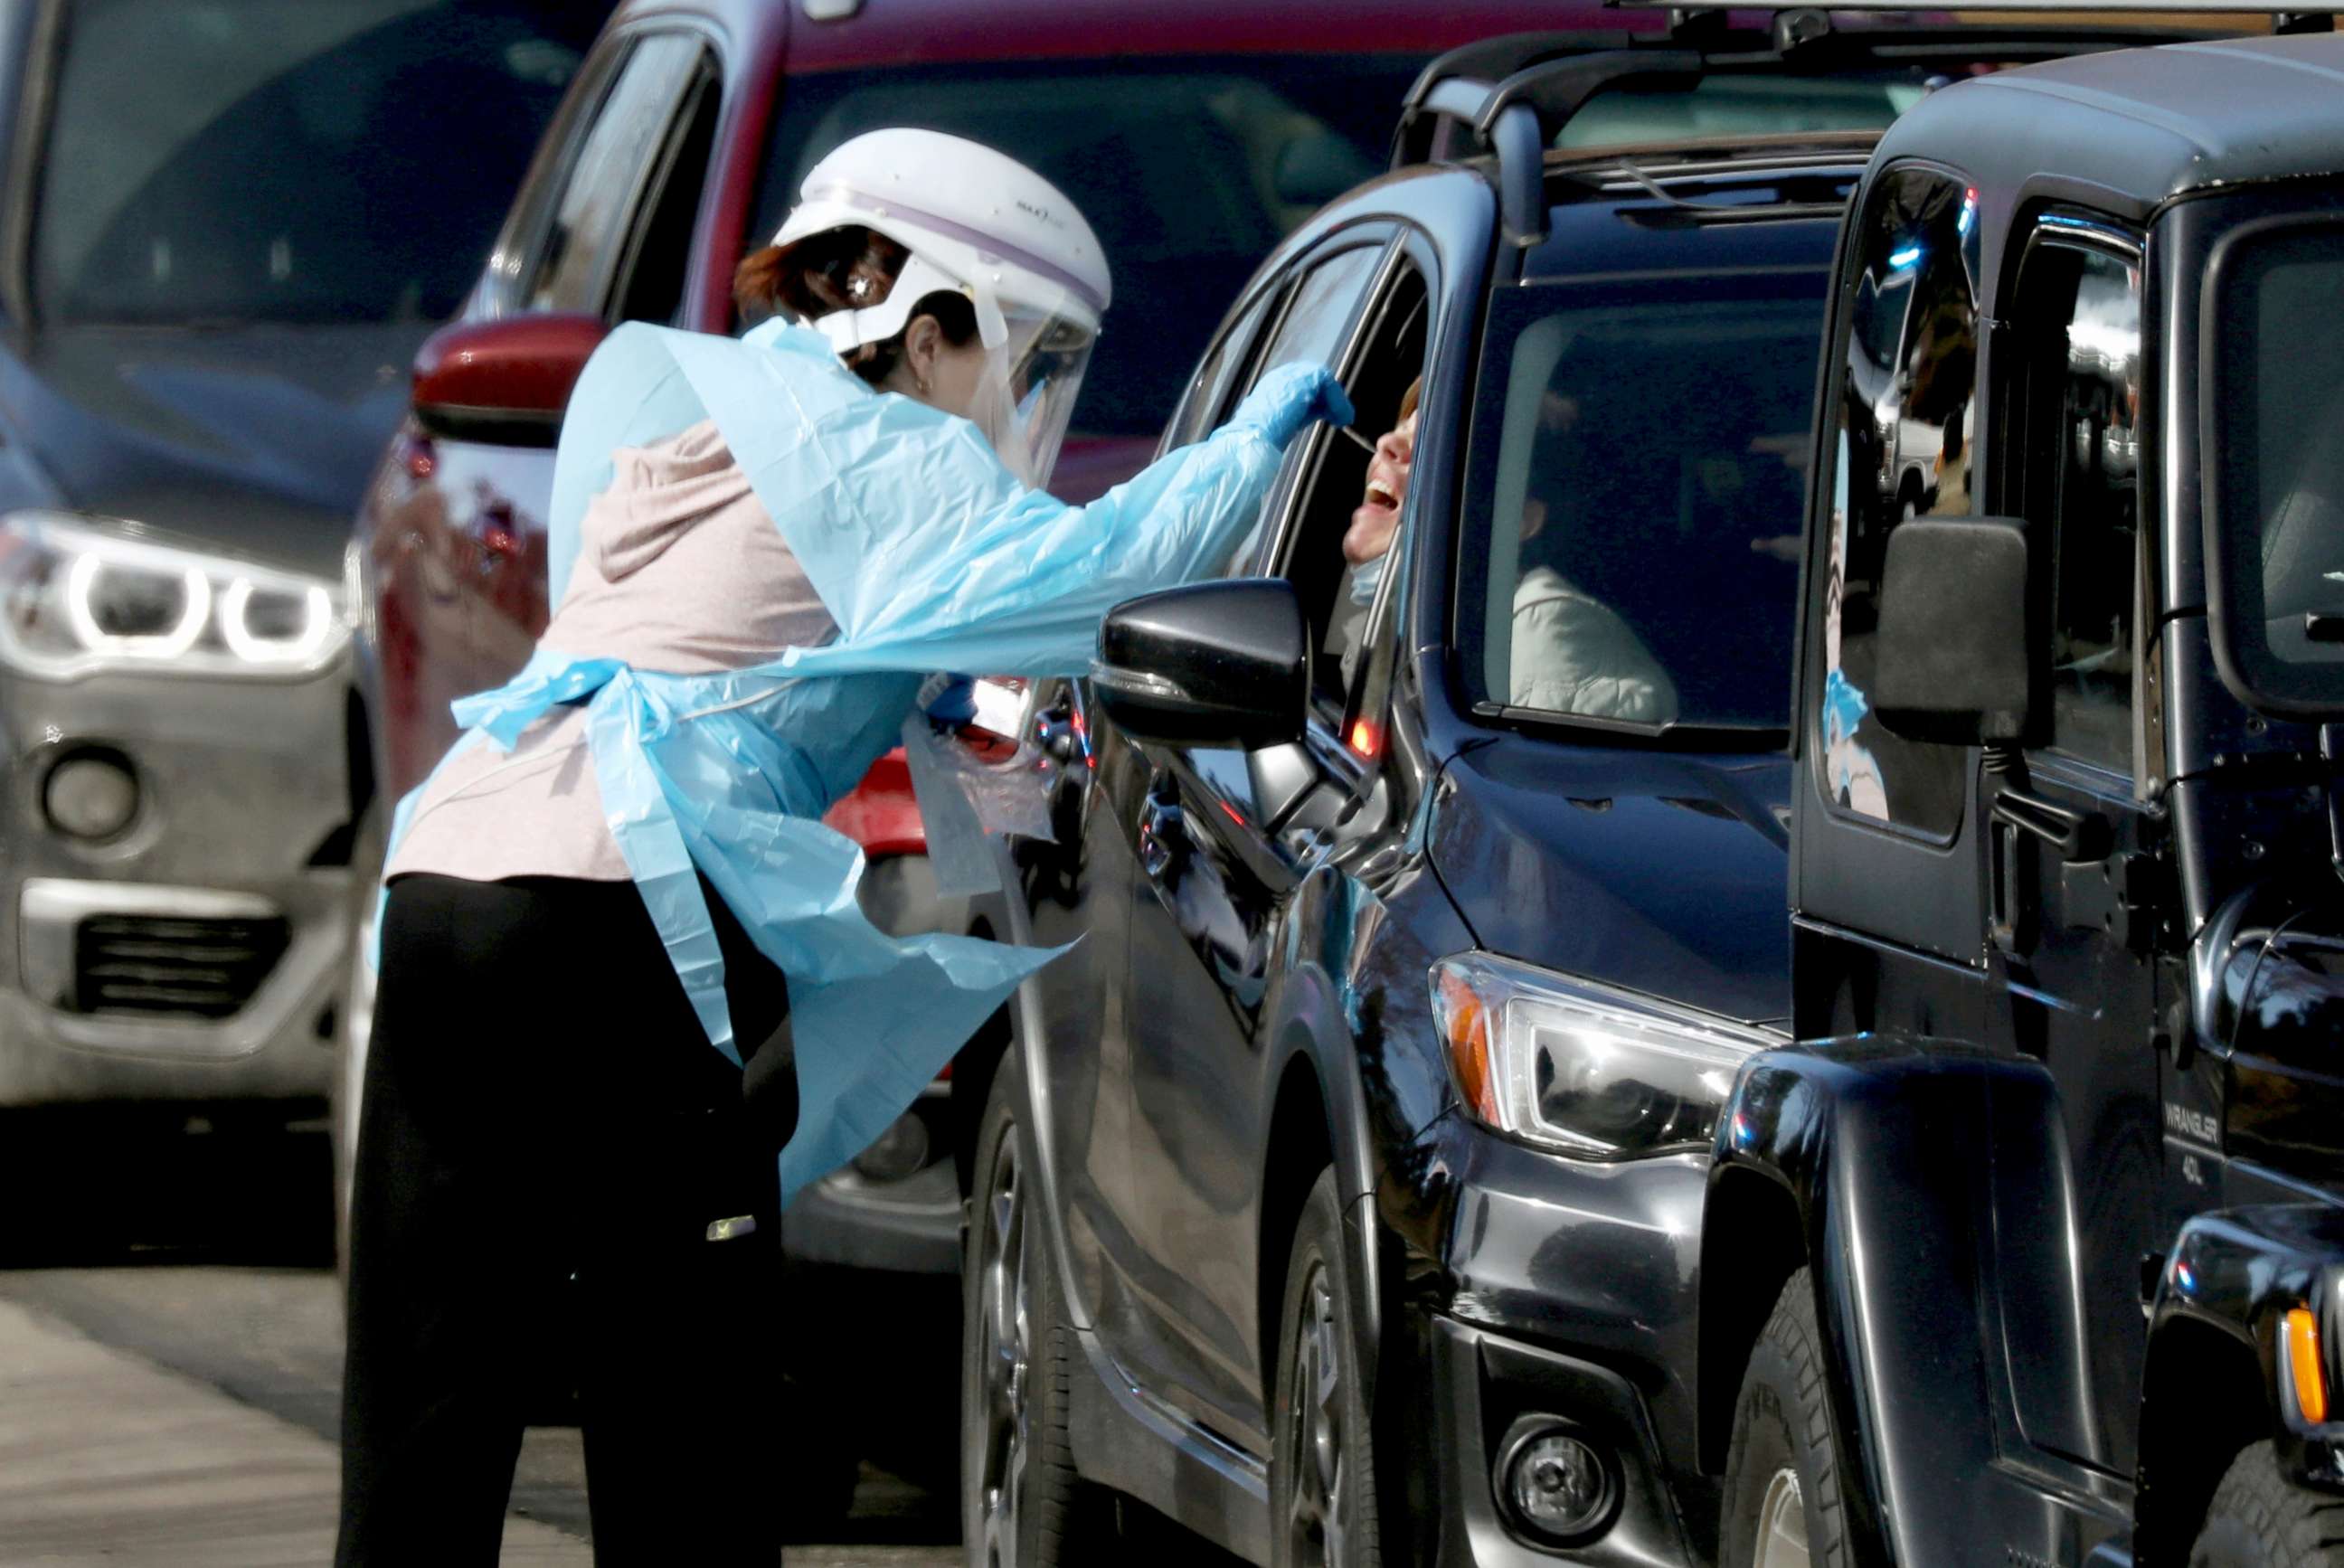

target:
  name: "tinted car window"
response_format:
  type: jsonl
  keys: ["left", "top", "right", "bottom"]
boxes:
{"left": 526, "top": 33, "right": 709, "bottom": 315}
{"left": 1555, "top": 71, "right": 1932, "bottom": 149}
{"left": 1462, "top": 277, "right": 1824, "bottom": 732}
{"left": 1166, "top": 284, "right": 1281, "bottom": 453}
{"left": 751, "top": 56, "right": 1424, "bottom": 439}
{"left": 35, "top": 0, "right": 600, "bottom": 325}
{"left": 2207, "top": 221, "right": 2344, "bottom": 711}
{"left": 1815, "top": 166, "right": 1980, "bottom": 833}
{"left": 1220, "top": 244, "right": 1379, "bottom": 578}
{"left": 2014, "top": 242, "right": 2141, "bottom": 774}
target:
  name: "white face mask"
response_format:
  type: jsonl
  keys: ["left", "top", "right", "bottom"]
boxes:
{"left": 1348, "top": 551, "right": 1386, "bottom": 608}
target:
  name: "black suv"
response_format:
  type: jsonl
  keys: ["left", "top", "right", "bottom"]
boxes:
{"left": 941, "top": 22, "right": 2199, "bottom": 1567}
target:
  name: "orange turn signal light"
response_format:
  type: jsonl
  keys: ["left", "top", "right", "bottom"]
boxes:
{"left": 1437, "top": 970, "right": 1499, "bottom": 1124}
{"left": 2288, "top": 1307, "right": 2330, "bottom": 1425}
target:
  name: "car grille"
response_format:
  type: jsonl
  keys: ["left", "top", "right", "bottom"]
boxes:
{"left": 71, "top": 913, "right": 289, "bottom": 1018}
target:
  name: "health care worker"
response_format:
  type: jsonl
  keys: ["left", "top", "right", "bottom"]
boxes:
{"left": 335, "top": 128, "right": 1349, "bottom": 1566}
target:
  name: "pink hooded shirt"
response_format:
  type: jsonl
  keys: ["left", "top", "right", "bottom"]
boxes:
{"left": 386, "top": 420, "right": 836, "bottom": 884}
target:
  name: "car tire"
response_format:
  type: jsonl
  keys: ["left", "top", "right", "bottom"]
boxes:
{"left": 1270, "top": 1168, "right": 1381, "bottom": 1568}
{"left": 1721, "top": 1268, "right": 1851, "bottom": 1568}
{"left": 961, "top": 1047, "right": 1114, "bottom": 1566}
{"left": 2190, "top": 1440, "right": 2344, "bottom": 1566}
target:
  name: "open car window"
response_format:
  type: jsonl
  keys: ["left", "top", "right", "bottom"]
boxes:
{"left": 1264, "top": 253, "right": 1429, "bottom": 720}
{"left": 1215, "top": 243, "right": 1382, "bottom": 578}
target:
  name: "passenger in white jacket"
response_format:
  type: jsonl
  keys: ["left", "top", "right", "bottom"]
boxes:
{"left": 1342, "top": 381, "right": 1678, "bottom": 723}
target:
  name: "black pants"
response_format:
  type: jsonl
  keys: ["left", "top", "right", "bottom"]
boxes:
{"left": 337, "top": 874, "right": 796, "bottom": 1567}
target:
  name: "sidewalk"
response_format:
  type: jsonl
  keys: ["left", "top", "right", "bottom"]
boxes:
{"left": 0, "top": 1295, "right": 589, "bottom": 1566}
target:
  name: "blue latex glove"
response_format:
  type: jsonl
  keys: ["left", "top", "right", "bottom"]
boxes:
{"left": 918, "top": 672, "right": 979, "bottom": 726}
{"left": 1228, "top": 361, "right": 1356, "bottom": 450}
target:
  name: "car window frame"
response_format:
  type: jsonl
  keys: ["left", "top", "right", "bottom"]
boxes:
{"left": 603, "top": 51, "right": 721, "bottom": 327}
{"left": 1159, "top": 279, "right": 1285, "bottom": 458}
{"left": 1260, "top": 236, "right": 1425, "bottom": 737}
{"left": 478, "top": 22, "right": 719, "bottom": 323}
{"left": 1809, "top": 157, "right": 1983, "bottom": 842}
{"left": 2005, "top": 214, "right": 2150, "bottom": 798}
{"left": 521, "top": 31, "right": 714, "bottom": 318}
{"left": 1219, "top": 229, "right": 1391, "bottom": 581}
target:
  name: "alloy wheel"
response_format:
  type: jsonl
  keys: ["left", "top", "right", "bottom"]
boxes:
{"left": 1282, "top": 1261, "right": 1348, "bottom": 1565}
{"left": 977, "top": 1130, "right": 1032, "bottom": 1567}
{"left": 1754, "top": 1468, "right": 1810, "bottom": 1568}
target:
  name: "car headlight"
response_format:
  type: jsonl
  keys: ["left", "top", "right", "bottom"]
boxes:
{"left": 1429, "top": 953, "right": 1779, "bottom": 1159}
{"left": 0, "top": 511, "right": 347, "bottom": 679}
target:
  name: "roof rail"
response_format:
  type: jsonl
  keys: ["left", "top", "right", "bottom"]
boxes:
{"left": 1392, "top": 39, "right": 1706, "bottom": 248}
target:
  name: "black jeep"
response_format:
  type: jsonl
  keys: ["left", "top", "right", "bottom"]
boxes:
{"left": 1697, "top": 18, "right": 2344, "bottom": 1568}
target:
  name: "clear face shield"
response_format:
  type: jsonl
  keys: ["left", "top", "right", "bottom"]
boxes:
{"left": 797, "top": 239, "right": 1101, "bottom": 489}
{"left": 969, "top": 307, "right": 1094, "bottom": 489}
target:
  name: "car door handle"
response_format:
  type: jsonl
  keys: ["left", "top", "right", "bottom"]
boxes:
{"left": 1139, "top": 779, "right": 1183, "bottom": 880}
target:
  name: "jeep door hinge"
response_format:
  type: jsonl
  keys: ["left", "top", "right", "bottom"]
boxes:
{"left": 2060, "top": 850, "right": 2170, "bottom": 955}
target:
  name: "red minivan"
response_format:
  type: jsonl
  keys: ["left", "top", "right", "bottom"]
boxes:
{"left": 347, "top": 0, "right": 1634, "bottom": 1524}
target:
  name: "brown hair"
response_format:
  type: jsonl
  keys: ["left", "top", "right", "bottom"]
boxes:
{"left": 733, "top": 225, "right": 978, "bottom": 388}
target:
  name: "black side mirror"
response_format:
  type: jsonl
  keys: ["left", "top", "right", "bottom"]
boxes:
{"left": 1093, "top": 578, "right": 1308, "bottom": 751}
{"left": 1871, "top": 517, "right": 2038, "bottom": 745}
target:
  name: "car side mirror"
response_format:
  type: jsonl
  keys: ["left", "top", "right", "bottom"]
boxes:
{"left": 1092, "top": 579, "right": 1308, "bottom": 751}
{"left": 1870, "top": 517, "right": 2038, "bottom": 745}
{"left": 411, "top": 313, "right": 609, "bottom": 448}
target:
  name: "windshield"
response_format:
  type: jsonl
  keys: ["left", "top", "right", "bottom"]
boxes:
{"left": 1556, "top": 71, "right": 1936, "bottom": 148}
{"left": 1460, "top": 276, "right": 1828, "bottom": 734}
{"left": 754, "top": 56, "right": 1428, "bottom": 439}
{"left": 33, "top": 0, "right": 601, "bottom": 326}
{"left": 2208, "top": 217, "right": 2344, "bottom": 713}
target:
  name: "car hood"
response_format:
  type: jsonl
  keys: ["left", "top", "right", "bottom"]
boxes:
{"left": 0, "top": 321, "right": 426, "bottom": 579}
{"left": 1426, "top": 735, "right": 1791, "bottom": 1027}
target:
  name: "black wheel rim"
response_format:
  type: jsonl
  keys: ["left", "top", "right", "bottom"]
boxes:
{"left": 977, "top": 1128, "right": 1031, "bottom": 1567}
{"left": 1282, "top": 1261, "right": 1348, "bottom": 1565}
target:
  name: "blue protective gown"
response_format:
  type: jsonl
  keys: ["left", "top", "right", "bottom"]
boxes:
{"left": 383, "top": 318, "right": 1347, "bottom": 1205}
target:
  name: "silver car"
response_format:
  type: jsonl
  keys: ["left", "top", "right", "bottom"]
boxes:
{"left": 0, "top": 0, "right": 602, "bottom": 1147}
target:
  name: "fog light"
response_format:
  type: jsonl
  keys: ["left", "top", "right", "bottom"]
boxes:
{"left": 1499, "top": 1422, "right": 1615, "bottom": 1543}
{"left": 44, "top": 752, "right": 137, "bottom": 840}
{"left": 849, "top": 1110, "right": 931, "bottom": 1183}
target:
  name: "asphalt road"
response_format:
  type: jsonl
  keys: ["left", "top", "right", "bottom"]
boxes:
{"left": 0, "top": 1120, "right": 956, "bottom": 1566}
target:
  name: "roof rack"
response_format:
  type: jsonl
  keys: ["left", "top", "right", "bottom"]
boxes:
{"left": 1393, "top": 35, "right": 1707, "bottom": 246}
{"left": 1390, "top": 14, "right": 2258, "bottom": 248}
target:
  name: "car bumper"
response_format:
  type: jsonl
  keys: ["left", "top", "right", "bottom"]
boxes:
{"left": 1431, "top": 1318, "right": 1699, "bottom": 1567}
{"left": 0, "top": 660, "right": 354, "bottom": 1108}
{"left": 1425, "top": 1125, "right": 1715, "bottom": 1564}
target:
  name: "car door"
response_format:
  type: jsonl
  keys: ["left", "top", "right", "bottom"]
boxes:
{"left": 365, "top": 26, "right": 719, "bottom": 797}
{"left": 1005, "top": 279, "right": 1296, "bottom": 1329}
{"left": 1980, "top": 220, "right": 2174, "bottom": 1479}
{"left": 1103, "top": 235, "right": 1411, "bottom": 1440}
{"left": 1793, "top": 164, "right": 1991, "bottom": 1023}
